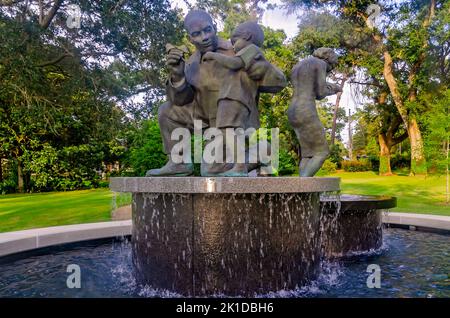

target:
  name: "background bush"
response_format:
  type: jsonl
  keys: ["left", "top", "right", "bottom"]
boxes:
{"left": 341, "top": 159, "right": 372, "bottom": 172}
{"left": 317, "top": 159, "right": 337, "bottom": 175}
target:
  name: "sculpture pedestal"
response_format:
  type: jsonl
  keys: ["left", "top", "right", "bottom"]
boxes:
{"left": 111, "top": 177, "right": 340, "bottom": 296}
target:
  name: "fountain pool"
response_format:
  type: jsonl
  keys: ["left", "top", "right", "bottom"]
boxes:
{"left": 0, "top": 228, "right": 448, "bottom": 298}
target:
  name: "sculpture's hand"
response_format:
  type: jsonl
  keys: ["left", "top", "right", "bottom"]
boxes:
{"left": 166, "top": 47, "right": 186, "bottom": 83}
{"left": 247, "top": 60, "right": 268, "bottom": 80}
{"left": 202, "top": 52, "right": 216, "bottom": 62}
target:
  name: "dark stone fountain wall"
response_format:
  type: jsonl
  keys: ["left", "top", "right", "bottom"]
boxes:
{"left": 320, "top": 195, "right": 397, "bottom": 258}
{"left": 132, "top": 193, "right": 321, "bottom": 296}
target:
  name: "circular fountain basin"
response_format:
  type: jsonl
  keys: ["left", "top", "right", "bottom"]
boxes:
{"left": 320, "top": 195, "right": 397, "bottom": 258}
{"left": 0, "top": 228, "right": 449, "bottom": 297}
{"left": 110, "top": 177, "right": 340, "bottom": 297}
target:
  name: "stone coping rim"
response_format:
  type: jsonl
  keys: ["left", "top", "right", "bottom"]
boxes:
{"left": 321, "top": 194, "right": 397, "bottom": 211}
{"left": 110, "top": 177, "right": 340, "bottom": 193}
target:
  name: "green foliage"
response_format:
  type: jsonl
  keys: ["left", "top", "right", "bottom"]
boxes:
{"left": 0, "top": 179, "right": 16, "bottom": 195}
{"left": 21, "top": 143, "right": 107, "bottom": 191}
{"left": 278, "top": 149, "right": 297, "bottom": 175}
{"left": 424, "top": 90, "right": 450, "bottom": 174}
{"left": 124, "top": 120, "right": 168, "bottom": 177}
{"left": 317, "top": 159, "right": 337, "bottom": 176}
{"left": 391, "top": 153, "right": 410, "bottom": 170}
{"left": 328, "top": 143, "right": 344, "bottom": 167}
{"left": 342, "top": 159, "right": 372, "bottom": 172}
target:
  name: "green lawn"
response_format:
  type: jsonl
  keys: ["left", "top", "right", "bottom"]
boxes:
{"left": 0, "top": 172, "right": 448, "bottom": 233}
{"left": 0, "top": 189, "right": 131, "bottom": 233}
{"left": 324, "top": 171, "right": 450, "bottom": 216}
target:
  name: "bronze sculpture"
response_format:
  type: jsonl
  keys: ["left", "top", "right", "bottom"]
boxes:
{"left": 147, "top": 10, "right": 286, "bottom": 177}
{"left": 288, "top": 48, "right": 342, "bottom": 177}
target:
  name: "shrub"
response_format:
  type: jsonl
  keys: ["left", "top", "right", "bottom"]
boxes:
{"left": 391, "top": 153, "right": 410, "bottom": 170}
{"left": 341, "top": 159, "right": 372, "bottom": 172}
{"left": 23, "top": 143, "right": 104, "bottom": 192}
{"left": 0, "top": 179, "right": 17, "bottom": 195}
{"left": 317, "top": 159, "right": 337, "bottom": 175}
{"left": 124, "top": 120, "right": 168, "bottom": 176}
{"left": 328, "top": 144, "right": 343, "bottom": 168}
{"left": 277, "top": 149, "right": 297, "bottom": 175}
{"left": 98, "top": 180, "right": 110, "bottom": 188}
{"left": 368, "top": 155, "right": 380, "bottom": 172}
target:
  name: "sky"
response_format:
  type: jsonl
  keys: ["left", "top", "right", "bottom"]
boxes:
{"left": 170, "top": 0, "right": 361, "bottom": 145}
{"left": 171, "top": 0, "right": 300, "bottom": 39}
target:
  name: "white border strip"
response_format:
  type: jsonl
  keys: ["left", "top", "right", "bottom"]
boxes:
{"left": 383, "top": 212, "right": 450, "bottom": 231}
{"left": 0, "top": 213, "right": 448, "bottom": 258}
{"left": 0, "top": 220, "right": 131, "bottom": 257}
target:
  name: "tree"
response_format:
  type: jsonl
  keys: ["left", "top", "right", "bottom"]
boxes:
{"left": 0, "top": 0, "right": 183, "bottom": 191}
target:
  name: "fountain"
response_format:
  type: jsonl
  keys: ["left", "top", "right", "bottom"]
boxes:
{"left": 110, "top": 177, "right": 340, "bottom": 296}
{"left": 0, "top": 9, "right": 448, "bottom": 300}
{"left": 107, "top": 11, "right": 399, "bottom": 297}
{"left": 8, "top": 9, "right": 448, "bottom": 299}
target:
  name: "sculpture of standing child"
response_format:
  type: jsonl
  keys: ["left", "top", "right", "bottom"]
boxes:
{"left": 288, "top": 48, "right": 342, "bottom": 177}
{"left": 202, "top": 21, "right": 285, "bottom": 176}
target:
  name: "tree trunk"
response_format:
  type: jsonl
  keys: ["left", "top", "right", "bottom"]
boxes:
{"left": 378, "top": 134, "right": 392, "bottom": 176}
{"left": 446, "top": 138, "right": 449, "bottom": 204}
{"left": 383, "top": 51, "right": 427, "bottom": 175}
{"left": 408, "top": 117, "right": 427, "bottom": 175}
{"left": 331, "top": 76, "right": 348, "bottom": 145}
{"left": 17, "top": 160, "right": 24, "bottom": 193}
{"left": 0, "top": 158, "right": 3, "bottom": 182}
{"left": 348, "top": 109, "right": 353, "bottom": 160}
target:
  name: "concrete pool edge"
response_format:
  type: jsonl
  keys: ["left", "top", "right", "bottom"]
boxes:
{"left": 383, "top": 212, "right": 450, "bottom": 233}
{"left": 0, "top": 212, "right": 449, "bottom": 258}
{"left": 0, "top": 220, "right": 132, "bottom": 257}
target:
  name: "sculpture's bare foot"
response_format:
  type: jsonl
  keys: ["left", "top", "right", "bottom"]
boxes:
{"left": 258, "top": 164, "right": 277, "bottom": 177}
{"left": 215, "top": 165, "right": 248, "bottom": 177}
{"left": 146, "top": 161, "right": 193, "bottom": 177}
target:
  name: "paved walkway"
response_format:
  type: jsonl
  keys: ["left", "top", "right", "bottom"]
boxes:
{"left": 383, "top": 212, "right": 450, "bottom": 231}
{"left": 0, "top": 220, "right": 131, "bottom": 257}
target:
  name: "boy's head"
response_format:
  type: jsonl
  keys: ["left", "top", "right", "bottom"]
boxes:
{"left": 313, "top": 47, "right": 339, "bottom": 72}
{"left": 231, "top": 21, "right": 265, "bottom": 52}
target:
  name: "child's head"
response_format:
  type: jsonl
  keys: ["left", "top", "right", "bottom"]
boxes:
{"left": 231, "top": 21, "right": 264, "bottom": 52}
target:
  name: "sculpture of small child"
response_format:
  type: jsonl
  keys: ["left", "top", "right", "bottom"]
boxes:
{"left": 202, "top": 21, "right": 283, "bottom": 176}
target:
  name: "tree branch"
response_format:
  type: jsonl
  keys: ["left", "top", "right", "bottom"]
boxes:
{"left": 349, "top": 80, "right": 383, "bottom": 88}
{"left": 38, "top": 52, "right": 72, "bottom": 67}
{"left": 38, "top": 0, "right": 43, "bottom": 25}
{"left": 40, "top": 0, "right": 64, "bottom": 30}
{"left": 392, "top": 132, "right": 408, "bottom": 146}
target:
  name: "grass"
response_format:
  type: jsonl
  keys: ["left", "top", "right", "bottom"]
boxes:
{"left": 0, "top": 189, "right": 131, "bottom": 233}
{"left": 323, "top": 171, "right": 450, "bottom": 216}
{"left": 0, "top": 172, "right": 448, "bottom": 233}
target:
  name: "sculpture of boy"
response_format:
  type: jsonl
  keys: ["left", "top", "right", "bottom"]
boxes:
{"left": 288, "top": 48, "right": 342, "bottom": 177}
{"left": 202, "top": 21, "right": 286, "bottom": 176}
